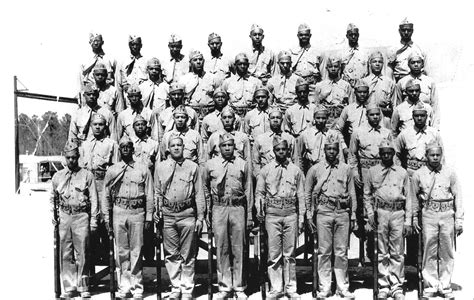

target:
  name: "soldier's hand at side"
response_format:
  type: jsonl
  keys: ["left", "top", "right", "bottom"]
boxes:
{"left": 153, "top": 211, "right": 161, "bottom": 224}
{"left": 205, "top": 215, "right": 211, "bottom": 229}
{"left": 195, "top": 219, "right": 204, "bottom": 236}
{"left": 256, "top": 212, "right": 265, "bottom": 223}
{"left": 455, "top": 220, "right": 463, "bottom": 236}
{"left": 403, "top": 225, "right": 412, "bottom": 237}
{"left": 246, "top": 219, "right": 254, "bottom": 231}
{"left": 367, "top": 213, "right": 375, "bottom": 229}
{"left": 413, "top": 217, "right": 421, "bottom": 234}
{"left": 298, "top": 220, "right": 305, "bottom": 235}
{"left": 354, "top": 176, "right": 363, "bottom": 189}
{"left": 52, "top": 218, "right": 59, "bottom": 226}
{"left": 351, "top": 220, "right": 357, "bottom": 233}
{"left": 144, "top": 221, "right": 152, "bottom": 231}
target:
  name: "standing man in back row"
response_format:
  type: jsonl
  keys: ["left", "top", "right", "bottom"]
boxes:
{"left": 290, "top": 23, "right": 322, "bottom": 82}
{"left": 247, "top": 24, "right": 276, "bottom": 84}
{"left": 340, "top": 23, "right": 369, "bottom": 88}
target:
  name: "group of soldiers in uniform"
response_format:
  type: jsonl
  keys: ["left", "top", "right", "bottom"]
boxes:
{"left": 50, "top": 17, "right": 463, "bottom": 300}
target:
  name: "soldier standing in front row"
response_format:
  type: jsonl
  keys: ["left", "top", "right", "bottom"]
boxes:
{"left": 202, "top": 133, "right": 254, "bottom": 299}
{"left": 412, "top": 142, "right": 463, "bottom": 299}
{"left": 363, "top": 139, "right": 412, "bottom": 300}
{"left": 102, "top": 136, "right": 154, "bottom": 299}
{"left": 154, "top": 136, "right": 205, "bottom": 299}
{"left": 305, "top": 133, "right": 356, "bottom": 299}
{"left": 255, "top": 136, "right": 305, "bottom": 299}
{"left": 51, "top": 141, "right": 98, "bottom": 299}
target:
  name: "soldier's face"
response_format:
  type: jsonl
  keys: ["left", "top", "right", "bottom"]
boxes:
{"left": 409, "top": 57, "right": 424, "bottom": 73}
{"left": 406, "top": 85, "right": 421, "bottom": 101}
{"left": 213, "top": 93, "right": 227, "bottom": 108}
{"left": 314, "top": 113, "right": 328, "bottom": 128}
{"left": 221, "top": 113, "right": 235, "bottom": 130}
{"left": 65, "top": 152, "right": 79, "bottom": 170}
{"left": 273, "top": 143, "right": 288, "bottom": 160}
{"left": 170, "top": 90, "right": 184, "bottom": 105}
{"left": 250, "top": 29, "right": 264, "bottom": 44}
{"left": 129, "top": 40, "right": 142, "bottom": 55}
{"left": 278, "top": 58, "right": 292, "bottom": 74}
{"left": 168, "top": 42, "right": 182, "bottom": 56}
{"left": 413, "top": 111, "right": 428, "bottom": 128}
{"left": 235, "top": 60, "right": 249, "bottom": 75}
{"left": 91, "top": 120, "right": 106, "bottom": 136}
{"left": 147, "top": 66, "right": 162, "bottom": 79}
{"left": 133, "top": 120, "right": 147, "bottom": 137}
{"left": 297, "top": 30, "right": 311, "bottom": 44}
{"left": 367, "top": 110, "right": 381, "bottom": 127}
{"left": 354, "top": 87, "right": 369, "bottom": 103}
{"left": 219, "top": 140, "right": 235, "bottom": 158}
{"left": 208, "top": 39, "right": 222, "bottom": 52}
{"left": 90, "top": 37, "right": 103, "bottom": 51}
{"left": 379, "top": 148, "right": 395, "bottom": 164}
{"left": 370, "top": 57, "right": 384, "bottom": 74}
{"left": 191, "top": 56, "right": 204, "bottom": 71}
{"left": 269, "top": 113, "right": 283, "bottom": 130}
{"left": 119, "top": 143, "right": 134, "bottom": 159}
{"left": 169, "top": 139, "right": 184, "bottom": 159}
{"left": 254, "top": 91, "right": 269, "bottom": 109}
{"left": 399, "top": 25, "right": 413, "bottom": 40}
{"left": 93, "top": 70, "right": 107, "bottom": 84}
{"left": 128, "top": 93, "right": 142, "bottom": 106}
{"left": 426, "top": 148, "right": 442, "bottom": 168}
{"left": 84, "top": 91, "right": 98, "bottom": 107}
{"left": 327, "top": 61, "right": 341, "bottom": 77}
{"left": 346, "top": 29, "right": 359, "bottom": 44}
{"left": 296, "top": 85, "right": 309, "bottom": 101}
{"left": 324, "top": 144, "right": 339, "bottom": 162}
{"left": 174, "top": 113, "right": 188, "bottom": 129}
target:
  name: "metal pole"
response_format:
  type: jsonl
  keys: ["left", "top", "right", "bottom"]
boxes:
{"left": 14, "top": 76, "right": 19, "bottom": 193}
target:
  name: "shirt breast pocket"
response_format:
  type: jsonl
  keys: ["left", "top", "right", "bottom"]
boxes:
{"left": 73, "top": 182, "right": 89, "bottom": 203}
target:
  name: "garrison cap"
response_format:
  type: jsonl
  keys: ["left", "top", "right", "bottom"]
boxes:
{"left": 91, "top": 113, "right": 107, "bottom": 124}
{"left": 268, "top": 106, "right": 283, "bottom": 117}
{"left": 93, "top": 62, "right": 107, "bottom": 73}
{"left": 219, "top": 132, "right": 234, "bottom": 145}
{"left": 324, "top": 132, "right": 341, "bottom": 146}
{"left": 250, "top": 24, "right": 264, "bottom": 33}
{"left": 127, "top": 84, "right": 142, "bottom": 95}
{"left": 399, "top": 17, "right": 413, "bottom": 27}
{"left": 254, "top": 84, "right": 271, "bottom": 96}
{"left": 173, "top": 105, "right": 189, "bottom": 117}
{"left": 346, "top": 23, "right": 359, "bottom": 32}
{"left": 83, "top": 83, "right": 99, "bottom": 93}
{"left": 119, "top": 135, "right": 133, "bottom": 147}
{"left": 189, "top": 50, "right": 204, "bottom": 61}
{"left": 133, "top": 114, "right": 147, "bottom": 125}
{"left": 89, "top": 33, "right": 103, "bottom": 44}
{"left": 426, "top": 140, "right": 443, "bottom": 152}
{"left": 272, "top": 135, "right": 288, "bottom": 148}
{"left": 208, "top": 32, "right": 221, "bottom": 42}
{"left": 277, "top": 50, "right": 292, "bottom": 62}
{"left": 408, "top": 52, "right": 424, "bottom": 63}
{"left": 169, "top": 82, "right": 185, "bottom": 93}
{"left": 366, "top": 102, "right": 381, "bottom": 113}
{"left": 354, "top": 79, "right": 369, "bottom": 90}
{"left": 327, "top": 54, "right": 342, "bottom": 65}
{"left": 299, "top": 69, "right": 317, "bottom": 77}
{"left": 64, "top": 141, "right": 79, "bottom": 154}
{"left": 412, "top": 101, "right": 428, "bottom": 113}
{"left": 221, "top": 106, "right": 235, "bottom": 117}
{"left": 235, "top": 53, "right": 249, "bottom": 63}
{"left": 314, "top": 104, "right": 329, "bottom": 116}
{"left": 128, "top": 35, "right": 142, "bottom": 43}
{"left": 378, "top": 138, "right": 394, "bottom": 150}
{"left": 169, "top": 34, "right": 182, "bottom": 43}
{"left": 295, "top": 76, "right": 309, "bottom": 88}
{"left": 369, "top": 51, "right": 384, "bottom": 62}
{"left": 147, "top": 57, "right": 161, "bottom": 68}
{"left": 213, "top": 87, "right": 228, "bottom": 97}
{"left": 405, "top": 78, "right": 421, "bottom": 89}
{"left": 298, "top": 23, "right": 311, "bottom": 33}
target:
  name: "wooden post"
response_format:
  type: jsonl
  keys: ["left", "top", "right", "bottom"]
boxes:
{"left": 14, "top": 76, "right": 19, "bottom": 193}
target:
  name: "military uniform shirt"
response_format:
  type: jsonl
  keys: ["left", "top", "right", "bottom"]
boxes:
{"left": 200, "top": 108, "right": 241, "bottom": 143}
{"left": 154, "top": 158, "right": 205, "bottom": 219}
{"left": 243, "top": 107, "right": 271, "bottom": 142}
{"left": 314, "top": 78, "right": 353, "bottom": 105}
{"left": 79, "top": 51, "right": 115, "bottom": 87}
{"left": 133, "top": 136, "right": 159, "bottom": 170}
{"left": 163, "top": 55, "right": 189, "bottom": 83}
{"left": 362, "top": 74, "right": 398, "bottom": 107}
{"left": 363, "top": 164, "right": 412, "bottom": 225}
{"left": 69, "top": 104, "right": 117, "bottom": 143}
{"left": 335, "top": 101, "right": 370, "bottom": 136}
{"left": 222, "top": 74, "right": 261, "bottom": 107}
{"left": 391, "top": 100, "right": 434, "bottom": 136}
{"left": 116, "top": 55, "right": 148, "bottom": 88}
{"left": 97, "top": 84, "right": 121, "bottom": 113}
{"left": 388, "top": 41, "right": 426, "bottom": 79}
{"left": 247, "top": 46, "right": 276, "bottom": 78}
{"left": 289, "top": 45, "right": 322, "bottom": 77}
{"left": 207, "top": 130, "right": 251, "bottom": 161}
{"left": 284, "top": 102, "right": 316, "bottom": 137}
{"left": 394, "top": 125, "right": 442, "bottom": 166}
{"left": 79, "top": 136, "right": 119, "bottom": 173}
{"left": 340, "top": 45, "right": 369, "bottom": 86}
{"left": 179, "top": 72, "right": 221, "bottom": 106}
{"left": 156, "top": 106, "right": 198, "bottom": 142}
{"left": 139, "top": 79, "right": 170, "bottom": 112}
{"left": 267, "top": 73, "right": 299, "bottom": 110}
{"left": 117, "top": 106, "right": 156, "bottom": 140}
{"left": 204, "top": 54, "right": 232, "bottom": 82}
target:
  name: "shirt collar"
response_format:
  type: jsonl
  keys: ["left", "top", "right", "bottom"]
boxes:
{"left": 170, "top": 54, "right": 184, "bottom": 62}
{"left": 93, "top": 50, "right": 105, "bottom": 58}
{"left": 275, "top": 159, "right": 289, "bottom": 168}
{"left": 414, "top": 125, "right": 427, "bottom": 135}
{"left": 269, "top": 130, "right": 282, "bottom": 137}
{"left": 221, "top": 155, "right": 235, "bottom": 164}
{"left": 400, "top": 40, "right": 414, "bottom": 47}
{"left": 428, "top": 164, "right": 442, "bottom": 174}
{"left": 298, "top": 101, "right": 310, "bottom": 109}
{"left": 237, "top": 73, "right": 250, "bottom": 81}
{"left": 253, "top": 45, "right": 265, "bottom": 53}
{"left": 368, "top": 124, "right": 381, "bottom": 132}
{"left": 325, "top": 158, "right": 339, "bottom": 169}
{"left": 130, "top": 53, "right": 142, "bottom": 60}
{"left": 314, "top": 127, "right": 328, "bottom": 135}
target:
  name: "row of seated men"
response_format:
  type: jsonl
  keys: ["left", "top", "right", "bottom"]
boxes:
{"left": 53, "top": 17, "right": 461, "bottom": 300}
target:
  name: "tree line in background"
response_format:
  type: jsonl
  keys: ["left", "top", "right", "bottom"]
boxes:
{"left": 18, "top": 112, "right": 71, "bottom": 156}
